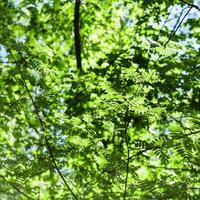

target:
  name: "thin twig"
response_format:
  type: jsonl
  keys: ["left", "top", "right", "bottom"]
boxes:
{"left": 123, "top": 104, "right": 130, "bottom": 200}
{"left": 165, "top": 7, "right": 190, "bottom": 23}
{"left": 188, "top": 187, "right": 200, "bottom": 190}
{"left": 171, "top": 7, "right": 185, "bottom": 37}
{"left": 8, "top": 49, "right": 79, "bottom": 200}
{"left": 129, "top": 141, "right": 181, "bottom": 160}
{"left": 74, "top": 0, "right": 82, "bottom": 71}
{"left": 164, "top": 6, "right": 192, "bottom": 47}
{"left": 0, "top": 175, "right": 34, "bottom": 200}
{"left": 129, "top": 149, "right": 149, "bottom": 160}
{"left": 156, "top": 5, "right": 175, "bottom": 41}
{"left": 0, "top": 61, "right": 17, "bottom": 64}
{"left": 179, "top": 0, "right": 200, "bottom": 11}
{"left": 147, "top": 165, "right": 200, "bottom": 173}
{"left": 185, "top": 130, "right": 200, "bottom": 136}
{"left": 129, "top": 127, "right": 199, "bottom": 160}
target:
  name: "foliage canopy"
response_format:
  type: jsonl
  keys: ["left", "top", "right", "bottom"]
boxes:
{"left": 0, "top": 0, "right": 200, "bottom": 199}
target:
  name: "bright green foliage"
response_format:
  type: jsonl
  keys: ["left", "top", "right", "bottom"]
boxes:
{"left": 0, "top": 0, "right": 200, "bottom": 199}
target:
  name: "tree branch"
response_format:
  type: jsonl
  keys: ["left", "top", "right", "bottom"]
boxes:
{"left": 147, "top": 165, "right": 200, "bottom": 173}
{"left": 156, "top": 5, "right": 175, "bottom": 41}
{"left": 74, "top": 0, "right": 82, "bottom": 71}
{"left": 123, "top": 104, "right": 131, "bottom": 200}
{"left": 179, "top": 0, "right": 200, "bottom": 11}
{"left": 0, "top": 175, "right": 34, "bottom": 200}
{"left": 8, "top": 49, "right": 79, "bottom": 200}
{"left": 164, "top": 6, "right": 192, "bottom": 47}
{"left": 171, "top": 7, "right": 185, "bottom": 37}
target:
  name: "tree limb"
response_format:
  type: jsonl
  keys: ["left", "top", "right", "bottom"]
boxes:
{"left": 74, "top": 0, "right": 82, "bottom": 71}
